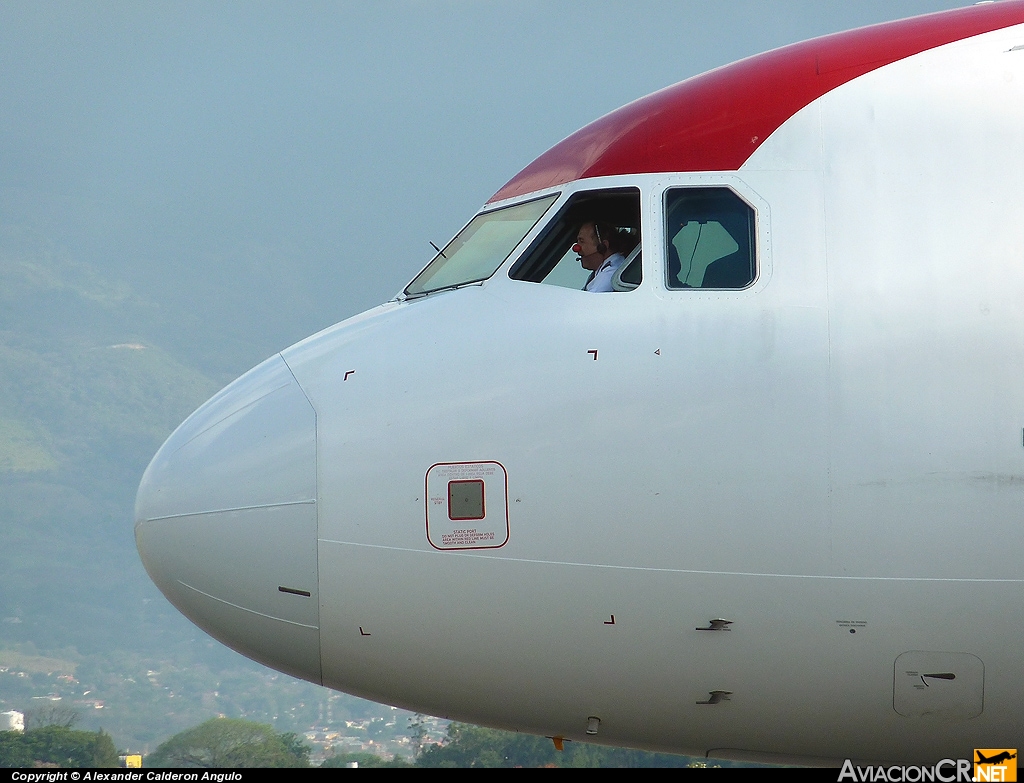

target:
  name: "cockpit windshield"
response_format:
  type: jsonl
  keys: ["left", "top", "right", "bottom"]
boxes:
{"left": 404, "top": 195, "right": 558, "bottom": 297}
{"left": 508, "top": 187, "right": 641, "bottom": 291}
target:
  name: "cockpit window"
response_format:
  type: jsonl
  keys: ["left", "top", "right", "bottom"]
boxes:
{"left": 404, "top": 195, "right": 557, "bottom": 297}
{"left": 665, "top": 188, "right": 755, "bottom": 289}
{"left": 509, "top": 188, "right": 641, "bottom": 292}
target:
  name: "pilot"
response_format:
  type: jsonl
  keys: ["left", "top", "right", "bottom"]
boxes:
{"left": 574, "top": 221, "right": 629, "bottom": 292}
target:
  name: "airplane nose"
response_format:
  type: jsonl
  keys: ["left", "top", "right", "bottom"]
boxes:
{"left": 135, "top": 354, "right": 321, "bottom": 683}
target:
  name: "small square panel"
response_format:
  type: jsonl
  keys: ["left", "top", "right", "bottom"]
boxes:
{"left": 449, "top": 480, "right": 485, "bottom": 521}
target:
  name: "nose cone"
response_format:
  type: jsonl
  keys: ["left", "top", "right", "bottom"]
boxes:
{"left": 135, "top": 354, "right": 321, "bottom": 683}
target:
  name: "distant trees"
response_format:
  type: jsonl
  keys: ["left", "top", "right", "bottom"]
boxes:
{"left": 408, "top": 713, "right": 428, "bottom": 756}
{"left": 23, "top": 705, "right": 80, "bottom": 731}
{"left": 416, "top": 723, "right": 556, "bottom": 768}
{"left": 415, "top": 723, "right": 701, "bottom": 768}
{"left": 0, "top": 706, "right": 118, "bottom": 767}
{"left": 145, "top": 718, "right": 310, "bottom": 767}
{"left": 0, "top": 732, "right": 32, "bottom": 768}
{"left": 0, "top": 727, "right": 119, "bottom": 768}
{"left": 321, "top": 752, "right": 412, "bottom": 768}
{"left": 140, "top": 717, "right": 707, "bottom": 770}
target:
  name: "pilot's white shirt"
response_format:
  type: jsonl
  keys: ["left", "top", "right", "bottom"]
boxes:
{"left": 584, "top": 252, "right": 626, "bottom": 293}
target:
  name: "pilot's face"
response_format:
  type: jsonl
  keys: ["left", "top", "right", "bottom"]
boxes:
{"left": 575, "top": 223, "right": 603, "bottom": 271}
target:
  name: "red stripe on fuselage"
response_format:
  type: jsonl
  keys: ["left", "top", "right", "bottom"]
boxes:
{"left": 489, "top": 1, "right": 1024, "bottom": 203}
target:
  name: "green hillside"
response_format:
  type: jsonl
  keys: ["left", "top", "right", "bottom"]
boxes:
{"left": 0, "top": 214, "right": 414, "bottom": 754}
{"left": 0, "top": 224, "right": 223, "bottom": 653}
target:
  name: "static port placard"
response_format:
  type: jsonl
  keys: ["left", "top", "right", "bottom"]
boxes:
{"left": 426, "top": 462, "right": 508, "bottom": 550}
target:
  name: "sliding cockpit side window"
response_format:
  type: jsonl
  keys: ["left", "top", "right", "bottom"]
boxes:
{"left": 404, "top": 194, "right": 558, "bottom": 297}
{"left": 664, "top": 188, "right": 755, "bottom": 290}
{"left": 509, "top": 188, "right": 641, "bottom": 292}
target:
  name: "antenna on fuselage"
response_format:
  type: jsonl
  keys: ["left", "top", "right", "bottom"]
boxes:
{"left": 429, "top": 241, "right": 446, "bottom": 258}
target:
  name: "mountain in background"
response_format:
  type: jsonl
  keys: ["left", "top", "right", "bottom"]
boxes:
{"left": 0, "top": 217, "right": 217, "bottom": 654}
{"left": 0, "top": 200, "right": 415, "bottom": 750}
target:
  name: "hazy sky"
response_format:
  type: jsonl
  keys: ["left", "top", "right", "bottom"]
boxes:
{"left": 0, "top": 0, "right": 970, "bottom": 350}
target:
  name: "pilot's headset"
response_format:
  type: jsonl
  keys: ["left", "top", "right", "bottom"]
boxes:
{"left": 573, "top": 222, "right": 611, "bottom": 255}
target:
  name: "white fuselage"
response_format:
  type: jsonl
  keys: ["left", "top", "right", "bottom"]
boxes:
{"left": 136, "top": 22, "right": 1024, "bottom": 765}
